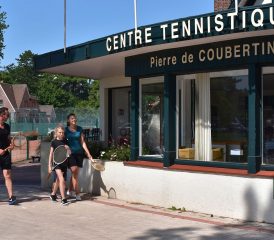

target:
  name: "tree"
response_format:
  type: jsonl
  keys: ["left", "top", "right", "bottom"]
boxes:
{"left": 0, "top": 6, "right": 8, "bottom": 63}
{"left": 2, "top": 51, "right": 39, "bottom": 93}
{"left": 1, "top": 49, "right": 100, "bottom": 109}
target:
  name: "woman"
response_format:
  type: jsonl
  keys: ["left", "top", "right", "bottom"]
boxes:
{"left": 65, "top": 113, "right": 94, "bottom": 200}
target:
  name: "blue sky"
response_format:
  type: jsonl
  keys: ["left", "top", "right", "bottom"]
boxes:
{"left": 0, "top": 0, "right": 213, "bottom": 67}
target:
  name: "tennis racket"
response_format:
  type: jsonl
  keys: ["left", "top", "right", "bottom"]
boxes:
{"left": 52, "top": 145, "right": 70, "bottom": 170}
{"left": 3, "top": 132, "right": 27, "bottom": 152}
{"left": 47, "top": 145, "right": 69, "bottom": 182}
{"left": 91, "top": 159, "right": 105, "bottom": 171}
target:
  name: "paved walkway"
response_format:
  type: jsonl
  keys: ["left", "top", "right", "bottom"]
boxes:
{"left": 0, "top": 161, "right": 274, "bottom": 240}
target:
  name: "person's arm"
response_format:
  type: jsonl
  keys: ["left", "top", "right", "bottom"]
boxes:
{"left": 48, "top": 146, "right": 54, "bottom": 174}
{"left": 80, "top": 133, "right": 94, "bottom": 162}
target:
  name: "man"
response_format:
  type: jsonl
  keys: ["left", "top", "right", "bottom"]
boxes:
{"left": 0, "top": 107, "right": 16, "bottom": 205}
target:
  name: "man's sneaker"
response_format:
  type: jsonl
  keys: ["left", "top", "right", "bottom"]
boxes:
{"left": 8, "top": 196, "right": 17, "bottom": 205}
{"left": 75, "top": 194, "right": 81, "bottom": 201}
{"left": 49, "top": 194, "right": 58, "bottom": 202}
{"left": 61, "top": 198, "right": 69, "bottom": 206}
{"left": 66, "top": 190, "right": 75, "bottom": 198}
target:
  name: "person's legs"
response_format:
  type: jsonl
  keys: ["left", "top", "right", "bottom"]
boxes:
{"left": 70, "top": 166, "right": 79, "bottom": 195}
{"left": 55, "top": 169, "right": 66, "bottom": 200}
{"left": 3, "top": 169, "right": 13, "bottom": 198}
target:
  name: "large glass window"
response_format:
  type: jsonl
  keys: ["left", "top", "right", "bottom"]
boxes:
{"left": 111, "top": 87, "right": 130, "bottom": 145}
{"left": 140, "top": 78, "right": 164, "bottom": 156}
{"left": 262, "top": 68, "right": 274, "bottom": 165}
{"left": 211, "top": 72, "right": 248, "bottom": 163}
{"left": 178, "top": 70, "right": 248, "bottom": 163}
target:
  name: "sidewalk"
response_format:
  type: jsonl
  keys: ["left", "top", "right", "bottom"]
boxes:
{"left": 0, "top": 184, "right": 274, "bottom": 240}
{"left": 0, "top": 160, "right": 274, "bottom": 239}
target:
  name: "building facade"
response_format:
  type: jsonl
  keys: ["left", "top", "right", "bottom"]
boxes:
{"left": 35, "top": 0, "right": 274, "bottom": 223}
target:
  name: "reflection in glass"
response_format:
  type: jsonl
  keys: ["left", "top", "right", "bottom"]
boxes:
{"left": 111, "top": 87, "right": 131, "bottom": 145}
{"left": 211, "top": 75, "right": 248, "bottom": 163}
{"left": 263, "top": 74, "right": 274, "bottom": 164}
{"left": 141, "top": 83, "right": 163, "bottom": 155}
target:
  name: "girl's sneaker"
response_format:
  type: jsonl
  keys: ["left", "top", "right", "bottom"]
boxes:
{"left": 61, "top": 198, "right": 69, "bottom": 206}
{"left": 49, "top": 194, "right": 58, "bottom": 202}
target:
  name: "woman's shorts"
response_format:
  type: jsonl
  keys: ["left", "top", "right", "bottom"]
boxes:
{"left": 67, "top": 153, "right": 84, "bottom": 168}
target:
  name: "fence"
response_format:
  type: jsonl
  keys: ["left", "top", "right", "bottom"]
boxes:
{"left": 10, "top": 107, "right": 99, "bottom": 136}
{"left": 9, "top": 107, "right": 100, "bottom": 162}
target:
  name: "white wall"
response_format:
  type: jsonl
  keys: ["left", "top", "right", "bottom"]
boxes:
{"left": 40, "top": 147, "right": 274, "bottom": 224}
{"left": 83, "top": 161, "right": 274, "bottom": 224}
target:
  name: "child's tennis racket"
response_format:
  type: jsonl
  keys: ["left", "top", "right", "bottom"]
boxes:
{"left": 52, "top": 145, "right": 70, "bottom": 170}
{"left": 47, "top": 145, "right": 69, "bottom": 180}
{"left": 91, "top": 159, "right": 105, "bottom": 171}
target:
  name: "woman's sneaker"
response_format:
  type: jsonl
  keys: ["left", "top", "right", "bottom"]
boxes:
{"left": 49, "top": 194, "right": 58, "bottom": 202}
{"left": 61, "top": 198, "right": 69, "bottom": 206}
{"left": 66, "top": 190, "right": 75, "bottom": 198}
{"left": 8, "top": 196, "right": 17, "bottom": 205}
{"left": 75, "top": 195, "right": 82, "bottom": 201}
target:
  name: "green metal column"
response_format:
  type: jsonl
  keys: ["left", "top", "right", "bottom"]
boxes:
{"left": 163, "top": 74, "right": 177, "bottom": 167}
{"left": 130, "top": 77, "right": 139, "bottom": 160}
{"left": 248, "top": 64, "right": 262, "bottom": 173}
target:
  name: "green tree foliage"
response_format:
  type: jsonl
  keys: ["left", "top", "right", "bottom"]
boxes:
{"left": 0, "top": 50, "right": 100, "bottom": 109}
{"left": 0, "top": 6, "right": 8, "bottom": 62}
{"left": 2, "top": 51, "right": 39, "bottom": 93}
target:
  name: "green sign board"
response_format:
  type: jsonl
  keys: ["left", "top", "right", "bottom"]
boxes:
{"left": 125, "top": 35, "right": 274, "bottom": 77}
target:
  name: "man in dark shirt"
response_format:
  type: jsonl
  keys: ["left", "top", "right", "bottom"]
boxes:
{"left": 0, "top": 107, "right": 16, "bottom": 205}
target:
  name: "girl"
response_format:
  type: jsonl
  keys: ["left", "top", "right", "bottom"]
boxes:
{"left": 48, "top": 125, "right": 70, "bottom": 206}
{"left": 65, "top": 113, "right": 94, "bottom": 201}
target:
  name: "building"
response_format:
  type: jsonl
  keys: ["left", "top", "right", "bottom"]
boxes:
{"left": 0, "top": 83, "right": 55, "bottom": 123}
{"left": 35, "top": 1, "right": 274, "bottom": 223}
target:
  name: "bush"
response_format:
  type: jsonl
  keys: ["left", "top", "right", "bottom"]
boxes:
{"left": 100, "top": 144, "right": 130, "bottom": 161}
{"left": 87, "top": 141, "right": 107, "bottom": 159}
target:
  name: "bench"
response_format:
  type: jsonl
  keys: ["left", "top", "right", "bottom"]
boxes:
{"left": 31, "top": 156, "right": 40, "bottom": 163}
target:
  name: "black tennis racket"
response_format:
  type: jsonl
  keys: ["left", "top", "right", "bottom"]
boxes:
{"left": 47, "top": 145, "right": 69, "bottom": 183}
{"left": 52, "top": 145, "right": 69, "bottom": 170}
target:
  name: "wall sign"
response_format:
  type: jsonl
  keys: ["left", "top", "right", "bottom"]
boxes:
{"left": 107, "top": 5, "right": 274, "bottom": 52}
{"left": 125, "top": 35, "right": 274, "bottom": 76}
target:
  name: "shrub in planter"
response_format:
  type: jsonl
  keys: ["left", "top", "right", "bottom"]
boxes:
{"left": 87, "top": 141, "right": 107, "bottom": 159}
{"left": 100, "top": 144, "right": 130, "bottom": 161}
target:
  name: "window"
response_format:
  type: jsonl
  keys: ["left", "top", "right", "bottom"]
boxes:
{"left": 111, "top": 87, "right": 131, "bottom": 145}
{"left": 262, "top": 67, "right": 274, "bottom": 165}
{"left": 140, "top": 77, "right": 164, "bottom": 156}
{"left": 178, "top": 70, "right": 248, "bottom": 163}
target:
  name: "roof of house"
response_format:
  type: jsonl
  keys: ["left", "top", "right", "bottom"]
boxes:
{"left": 0, "top": 83, "right": 17, "bottom": 109}
{"left": 39, "top": 105, "right": 55, "bottom": 116}
{"left": 0, "top": 83, "right": 38, "bottom": 110}
{"left": 12, "top": 84, "right": 29, "bottom": 108}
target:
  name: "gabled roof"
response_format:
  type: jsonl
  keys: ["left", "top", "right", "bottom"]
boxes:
{"left": 0, "top": 83, "right": 17, "bottom": 110}
{"left": 12, "top": 84, "right": 29, "bottom": 108}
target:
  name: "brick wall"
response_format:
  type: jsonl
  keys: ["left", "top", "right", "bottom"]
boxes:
{"left": 214, "top": 0, "right": 233, "bottom": 11}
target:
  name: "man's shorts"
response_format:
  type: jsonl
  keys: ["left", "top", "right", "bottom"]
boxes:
{"left": 67, "top": 153, "right": 84, "bottom": 168}
{"left": 0, "top": 152, "right": 12, "bottom": 170}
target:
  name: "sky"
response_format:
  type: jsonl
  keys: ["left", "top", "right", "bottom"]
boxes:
{"left": 0, "top": 0, "right": 213, "bottom": 67}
